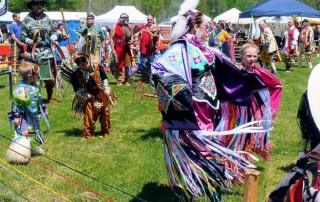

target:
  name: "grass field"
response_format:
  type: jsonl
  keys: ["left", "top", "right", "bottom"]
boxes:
{"left": 0, "top": 54, "right": 320, "bottom": 202}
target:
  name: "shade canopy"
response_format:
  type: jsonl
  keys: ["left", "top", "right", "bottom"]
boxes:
{"left": 0, "top": 11, "right": 12, "bottom": 23}
{"left": 19, "top": 11, "right": 90, "bottom": 21}
{"left": 240, "top": 0, "right": 320, "bottom": 18}
{"left": 170, "top": 9, "right": 211, "bottom": 23}
{"left": 214, "top": 8, "right": 252, "bottom": 24}
{"left": 96, "top": 6, "right": 147, "bottom": 25}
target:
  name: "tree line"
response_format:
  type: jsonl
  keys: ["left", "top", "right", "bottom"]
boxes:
{"left": 8, "top": 0, "right": 320, "bottom": 23}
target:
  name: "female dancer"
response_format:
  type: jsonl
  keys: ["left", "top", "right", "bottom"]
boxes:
{"left": 151, "top": 0, "right": 281, "bottom": 201}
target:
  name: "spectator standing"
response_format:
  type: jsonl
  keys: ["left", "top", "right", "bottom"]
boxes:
{"left": 56, "top": 22, "right": 68, "bottom": 46}
{"left": 281, "top": 19, "right": 299, "bottom": 72}
{"left": 52, "top": 20, "right": 58, "bottom": 31}
{"left": 110, "top": 13, "right": 133, "bottom": 86}
{"left": 137, "top": 14, "right": 159, "bottom": 83}
{"left": 298, "top": 19, "right": 314, "bottom": 69}
{"left": 1, "top": 24, "right": 9, "bottom": 43}
{"left": 208, "top": 21, "right": 218, "bottom": 47}
{"left": 138, "top": 14, "right": 159, "bottom": 64}
{"left": 78, "top": 14, "right": 106, "bottom": 65}
{"left": 215, "top": 21, "right": 236, "bottom": 63}
{"left": 9, "top": 13, "right": 25, "bottom": 59}
{"left": 259, "top": 20, "right": 278, "bottom": 74}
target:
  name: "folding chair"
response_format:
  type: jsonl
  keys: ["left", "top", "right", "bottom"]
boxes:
{"left": 0, "top": 43, "right": 13, "bottom": 98}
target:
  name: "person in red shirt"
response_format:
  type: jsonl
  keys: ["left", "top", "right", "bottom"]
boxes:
{"left": 137, "top": 15, "right": 159, "bottom": 82}
{"left": 110, "top": 13, "right": 133, "bottom": 86}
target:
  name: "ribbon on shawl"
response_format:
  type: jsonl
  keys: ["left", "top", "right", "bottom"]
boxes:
{"left": 152, "top": 39, "right": 274, "bottom": 199}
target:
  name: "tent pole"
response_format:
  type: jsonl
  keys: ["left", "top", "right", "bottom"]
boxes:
{"left": 86, "top": 0, "right": 91, "bottom": 15}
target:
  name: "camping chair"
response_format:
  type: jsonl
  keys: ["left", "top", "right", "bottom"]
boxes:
{"left": 0, "top": 43, "right": 13, "bottom": 98}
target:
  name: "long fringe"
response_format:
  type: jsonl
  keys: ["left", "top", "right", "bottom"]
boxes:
{"left": 163, "top": 89, "right": 273, "bottom": 199}
{"left": 71, "top": 97, "right": 86, "bottom": 119}
{"left": 214, "top": 89, "right": 273, "bottom": 159}
{"left": 164, "top": 129, "right": 258, "bottom": 199}
{"left": 6, "top": 136, "right": 31, "bottom": 164}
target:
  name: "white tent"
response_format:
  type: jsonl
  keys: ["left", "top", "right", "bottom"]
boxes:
{"left": 170, "top": 9, "right": 211, "bottom": 23}
{"left": 19, "top": 11, "right": 90, "bottom": 21}
{"left": 256, "top": 16, "right": 291, "bottom": 24}
{"left": 95, "top": 6, "right": 147, "bottom": 26}
{"left": 253, "top": 16, "right": 290, "bottom": 38}
{"left": 0, "top": 11, "right": 13, "bottom": 23}
{"left": 214, "top": 8, "right": 252, "bottom": 24}
{"left": 297, "top": 17, "right": 320, "bottom": 25}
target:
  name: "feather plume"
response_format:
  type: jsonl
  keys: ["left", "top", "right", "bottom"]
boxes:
{"left": 171, "top": 17, "right": 188, "bottom": 42}
{"left": 171, "top": 0, "right": 200, "bottom": 42}
{"left": 178, "top": 0, "right": 200, "bottom": 16}
{"left": 6, "top": 136, "right": 31, "bottom": 164}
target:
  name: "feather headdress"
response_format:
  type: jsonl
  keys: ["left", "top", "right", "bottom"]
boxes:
{"left": 171, "top": 0, "right": 200, "bottom": 42}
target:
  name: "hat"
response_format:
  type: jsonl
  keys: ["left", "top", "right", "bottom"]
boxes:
{"left": 119, "top": 13, "right": 129, "bottom": 19}
{"left": 308, "top": 64, "right": 320, "bottom": 132}
{"left": 27, "top": 0, "right": 47, "bottom": 9}
{"left": 87, "top": 14, "right": 95, "bottom": 20}
{"left": 302, "top": 19, "right": 309, "bottom": 24}
{"left": 57, "top": 21, "right": 63, "bottom": 26}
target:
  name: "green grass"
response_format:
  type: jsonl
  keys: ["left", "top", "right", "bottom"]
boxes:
{"left": 0, "top": 54, "right": 319, "bottom": 201}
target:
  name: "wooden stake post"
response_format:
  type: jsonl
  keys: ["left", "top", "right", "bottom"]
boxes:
{"left": 243, "top": 169, "right": 260, "bottom": 202}
{"left": 13, "top": 41, "right": 17, "bottom": 84}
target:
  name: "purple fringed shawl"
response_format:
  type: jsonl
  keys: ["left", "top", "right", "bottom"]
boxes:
{"left": 151, "top": 38, "right": 275, "bottom": 200}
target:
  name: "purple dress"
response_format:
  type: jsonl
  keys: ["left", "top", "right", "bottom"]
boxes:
{"left": 151, "top": 34, "right": 276, "bottom": 200}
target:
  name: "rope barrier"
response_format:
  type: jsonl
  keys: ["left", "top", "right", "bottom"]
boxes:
{"left": 0, "top": 134, "right": 148, "bottom": 202}
{"left": 0, "top": 157, "right": 72, "bottom": 202}
{"left": 0, "top": 184, "right": 22, "bottom": 202}
{"left": 0, "top": 162, "right": 64, "bottom": 202}
{"left": 0, "top": 178, "right": 30, "bottom": 201}
{"left": 1, "top": 142, "right": 115, "bottom": 202}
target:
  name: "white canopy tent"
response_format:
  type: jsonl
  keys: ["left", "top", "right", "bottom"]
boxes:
{"left": 214, "top": 8, "right": 252, "bottom": 24}
{"left": 297, "top": 17, "right": 320, "bottom": 25}
{"left": 95, "top": 6, "right": 147, "bottom": 26}
{"left": 0, "top": 11, "right": 13, "bottom": 23}
{"left": 251, "top": 16, "right": 291, "bottom": 39}
{"left": 19, "top": 11, "right": 90, "bottom": 21}
{"left": 170, "top": 9, "right": 211, "bottom": 24}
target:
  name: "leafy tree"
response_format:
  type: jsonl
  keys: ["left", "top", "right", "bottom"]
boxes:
{"left": 9, "top": 0, "right": 86, "bottom": 13}
{"left": 9, "top": 0, "right": 29, "bottom": 12}
{"left": 9, "top": 0, "right": 320, "bottom": 22}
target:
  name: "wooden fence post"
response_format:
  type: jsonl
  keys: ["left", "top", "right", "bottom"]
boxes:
{"left": 13, "top": 41, "right": 17, "bottom": 85}
{"left": 243, "top": 169, "right": 260, "bottom": 202}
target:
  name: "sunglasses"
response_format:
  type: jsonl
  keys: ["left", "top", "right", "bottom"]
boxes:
{"left": 87, "top": 17, "right": 94, "bottom": 20}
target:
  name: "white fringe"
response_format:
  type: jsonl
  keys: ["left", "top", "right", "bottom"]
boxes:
{"left": 6, "top": 136, "right": 31, "bottom": 164}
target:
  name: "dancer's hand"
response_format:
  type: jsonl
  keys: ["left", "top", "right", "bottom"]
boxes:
{"left": 13, "top": 118, "right": 20, "bottom": 126}
{"left": 22, "top": 131, "right": 29, "bottom": 137}
{"left": 106, "top": 91, "right": 118, "bottom": 106}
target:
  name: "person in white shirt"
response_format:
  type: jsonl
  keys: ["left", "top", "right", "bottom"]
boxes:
{"left": 281, "top": 19, "right": 299, "bottom": 72}
{"left": 298, "top": 19, "right": 314, "bottom": 69}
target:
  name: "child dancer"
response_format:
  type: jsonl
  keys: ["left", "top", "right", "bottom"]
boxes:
{"left": 7, "top": 62, "right": 49, "bottom": 163}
